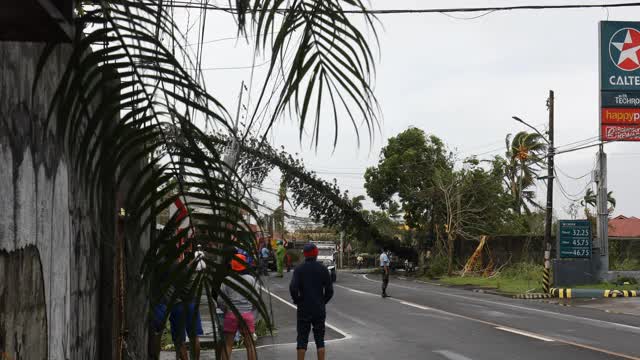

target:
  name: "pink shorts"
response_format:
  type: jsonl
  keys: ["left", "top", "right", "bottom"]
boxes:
{"left": 223, "top": 311, "right": 255, "bottom": 334}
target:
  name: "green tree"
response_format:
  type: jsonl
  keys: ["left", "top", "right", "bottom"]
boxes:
{"left": 435, "top": 158, "right": 511, "bottom": 274}
{"left": 503, "top": 131, "right": 547, "bottom": 215}
{"left": 364, "top": 127, "right": 453, "bottom": 236}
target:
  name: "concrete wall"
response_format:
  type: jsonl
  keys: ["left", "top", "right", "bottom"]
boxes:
{"left": 0, "top": 42, "right": 148, "bottom": 359}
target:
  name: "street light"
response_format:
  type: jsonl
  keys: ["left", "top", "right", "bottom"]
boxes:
{"left": 511, "top": 90, "right": 555, "bottom": 294}
{"left": 511, "top": 116, "right": 550, "bottom": 144}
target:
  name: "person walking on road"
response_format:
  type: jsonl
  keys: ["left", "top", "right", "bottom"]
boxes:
{"left": 149, "top": 255, "right": 204, "bottom": 360}
{"left": 286, "top": 252, "right": 293, "bottom": 272}
{"left": 290, "top": 243, "right": 334, "bottom": 360}
{"left": 260, "top": 245, "right": 270, "bottom": 275}
{"left": 380, "top": 248, "right": 390, "bottom": 298}
{"left": 218, "top": 253, "right": 258, "bottom": 360}
{"left": 276, "top": 240, "right": 286, "bottom": 277}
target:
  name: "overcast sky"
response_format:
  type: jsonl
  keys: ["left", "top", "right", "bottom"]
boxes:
{"left": 178, "top": 0, "right": 640, "bottom": 223}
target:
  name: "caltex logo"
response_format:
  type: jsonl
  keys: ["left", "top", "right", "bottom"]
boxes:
{"left": 610, "top": 27, "right": 640, "bottom": 71}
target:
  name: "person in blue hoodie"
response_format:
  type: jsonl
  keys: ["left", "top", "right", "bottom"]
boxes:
{"left": 289, "top": 243, "right": 334, "bottom": 360}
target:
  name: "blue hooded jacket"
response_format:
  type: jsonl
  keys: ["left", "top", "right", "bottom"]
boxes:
{"left": 289, "top": 246, "right": 333, "bottom": 316}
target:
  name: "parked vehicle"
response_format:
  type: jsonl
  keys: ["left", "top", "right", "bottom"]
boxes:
{"left": 315, "top": 241, "right": 337, "bottom": 282}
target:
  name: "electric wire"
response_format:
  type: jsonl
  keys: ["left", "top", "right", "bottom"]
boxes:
{"left": 152, "top": 1, "right": 640, "bottom": 15}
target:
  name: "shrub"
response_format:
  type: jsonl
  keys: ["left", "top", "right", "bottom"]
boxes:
{"left": 425, "top": 255, "right": 449, "bottom": 278}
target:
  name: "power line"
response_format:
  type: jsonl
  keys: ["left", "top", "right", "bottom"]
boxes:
{"left": 192, "top": 59, "right": 271, "bottom": 71}
{"left": 313, "top": 170, "right": 365, "bottom": 176}
{"left": 554, "top": 136, "right": 600, "bottom": 150}
{"left": 440, "top": 10, "right": 497, "bottom": 20}
{"left": 554, "top": 169, "right": 593, "bottom": 202}
{"left": 555, "top": 141, "right": 602, "bottom": 155}
{"left": 157, "top": 1, "right": 640, "bottom": 15}
{"left": 555, "top": 164, "right": 593, "bottom": 181}
{"left": 473, "top": 145, "right": 505, "bottom": 157}
{"left": 186, "top": 32, "right": 277, "bottom": 46}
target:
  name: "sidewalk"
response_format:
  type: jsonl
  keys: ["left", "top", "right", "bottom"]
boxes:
{"left": 550, "top": 297, "right": 640, "bottom": 316}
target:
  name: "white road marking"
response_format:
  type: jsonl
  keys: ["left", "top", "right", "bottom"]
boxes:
{"left": 361, "top": 274, "right": 640, "bottom": 334}
{"left": 398, "top": 301, "right": 433, "bottom": 311}
{"left": 331, "top": 309, "right": 369, "bottom": 327}
{"left": 335, "top": 284, "right": 378, "bottom": 297}
{"left": 495, "top": 326, "right": 555, "bottom": 342}
{"left": 261, "top": 286, "right": 352, "bottom": 340}
{"left": 340, "top": 281, "right": 640, "bottom": 359}
{"left": 407, "top": 312, "right": 455, "bottom": 321}
{"left": 433, "top": 349, "right": 474, "bottom": 360}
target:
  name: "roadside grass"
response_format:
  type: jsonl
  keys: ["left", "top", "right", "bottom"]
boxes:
{"left": 433, "top": 262, "right": 639, "bottom": 294}
{"left": 433, "top": 262, "right": 545, "bottom": 294}
{"left": 438, "top": 275, "right": 542, "bottom": 294}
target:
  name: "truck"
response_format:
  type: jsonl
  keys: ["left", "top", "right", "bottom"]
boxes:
{"left": 314, "top": 241, "right": 337, "bottom": 282}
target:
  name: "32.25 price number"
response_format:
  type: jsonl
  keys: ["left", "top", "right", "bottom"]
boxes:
{"left": 571, "top": 229, "right": 590, "bottom": 237}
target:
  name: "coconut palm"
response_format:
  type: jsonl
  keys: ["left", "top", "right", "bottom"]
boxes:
{"left": 37, "top": 1, "right": 379, "bottom": 357}
{"left": 581, "top": 188, "right": 616, "bottom": 218}
{"left": 503, "top": 131, "right": 547, "bottom": 215}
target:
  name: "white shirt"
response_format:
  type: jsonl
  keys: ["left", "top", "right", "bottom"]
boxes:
{"left": 195, "top": 250, "right": 206, "bottom": 271}
{"left": 380, "top": 253, "right": 390, "bottom": 267}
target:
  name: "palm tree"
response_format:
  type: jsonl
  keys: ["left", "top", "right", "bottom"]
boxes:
{"left": 504, "top": 131, "right": 547, "bottom": 215}
{"left": 581, "top": 188, "right": 616, "bottom": 218}
{"left": 38, "top": 1, "right": 379, "bottom": 357}
{"left": 351, "top": 195, "right": 366, "bottom": 211}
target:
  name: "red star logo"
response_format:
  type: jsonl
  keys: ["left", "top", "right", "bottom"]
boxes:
{"left": 612, "top": 28, "right": 640, "bottom": 71}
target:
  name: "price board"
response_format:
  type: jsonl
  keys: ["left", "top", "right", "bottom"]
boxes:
{"left": 558, "top": 220, "right": 592, "bottom": 259}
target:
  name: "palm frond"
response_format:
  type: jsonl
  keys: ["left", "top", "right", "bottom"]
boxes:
{"left": 246, "top": 0, "right": 380, "bottom": 147}
{"left": 34, "top": 1, "right": 381, "bottom": 356}
{"left": 34, "top": 1, "right": 271, "bottom": 352}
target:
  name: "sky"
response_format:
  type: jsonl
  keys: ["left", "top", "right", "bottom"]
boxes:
{"left": 175, "top": 0, "right": 640, "bottom": 224}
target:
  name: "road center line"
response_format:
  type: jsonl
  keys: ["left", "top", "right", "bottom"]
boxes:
{"left": 335, "top": 284, "right": 378, "bottom": 297}
{"left": 495, "top": 326, "right": 555, "bottom": 342}
{"left": 343, "top": 280, "right": 640, "bottom": 360}
{"left": 362, "top": 274, "right": 640, "bottom": 334}
{"left": 433, "top": 350, "right": 474, "bottom": 360}
{"left": 398, "top": 300, "right": 433, "bottom": 311}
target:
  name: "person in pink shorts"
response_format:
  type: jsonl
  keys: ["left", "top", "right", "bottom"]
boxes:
{"left": 219, "top": 253, "right": 258, "bottom": 360}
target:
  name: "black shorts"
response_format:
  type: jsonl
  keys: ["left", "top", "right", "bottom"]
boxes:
{"left": 296, "top": 313, "right": 326, "bottom": 350}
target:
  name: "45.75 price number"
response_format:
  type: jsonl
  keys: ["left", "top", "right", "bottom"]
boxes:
{"left": 571, "top": 239, "right": 590, "bottom": 246}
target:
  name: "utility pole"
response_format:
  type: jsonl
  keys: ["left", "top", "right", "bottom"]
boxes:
{"left": 543, "top": 90, "right": 554, "bottom": 293}
{"left": 512, "top": 90, "right": 555, "bottom": 293}
{"left": 224, "top": 81, "right": 245, "bottom": 170}
{"left": 595, "top": 145, "right": 609, "bottom": 280}
{"left": 339, "top": 231, "right": 344, "bottom": 269}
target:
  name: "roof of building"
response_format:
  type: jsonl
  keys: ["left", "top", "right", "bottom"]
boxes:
{"left": 609, "top": 215, "right": 640, "bottom": 238}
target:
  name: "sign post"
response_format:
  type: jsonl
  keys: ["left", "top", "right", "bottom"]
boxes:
{"left": 558, "top": 220, "right": 592, "bottom": 259}
{"left": 597, "top": 21, "right": 640, "bottom": 279}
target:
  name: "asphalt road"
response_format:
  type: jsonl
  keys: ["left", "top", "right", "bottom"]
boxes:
{"left": 249, "top": 271, "right": 640, "bottom": 360}
{"left": 162, "top": 271, "right": 640, "bottom": 359}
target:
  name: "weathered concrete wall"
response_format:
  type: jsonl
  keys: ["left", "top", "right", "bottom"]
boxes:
{"left": 0, "top": 42, "right": 149, "bottom": 359}
{"left": 0, "top": 246, "right": 48, "bottom": 358}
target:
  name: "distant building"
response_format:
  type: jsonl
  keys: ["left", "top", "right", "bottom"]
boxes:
{"left": 609, "top": 215, "right": 640, "bottom": 239}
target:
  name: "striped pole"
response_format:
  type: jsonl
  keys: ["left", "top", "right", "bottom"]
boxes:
{"left": 542, "top": 267, "right": 551, "bottom": 294}
{"left": 543, "top": 246, "right": 551, "bottom": 294}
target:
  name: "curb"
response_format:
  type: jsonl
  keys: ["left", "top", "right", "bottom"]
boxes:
{"left": 549, "top": 288, "right": 638, "bottom": 299}
{"left": 512, "top": 293, "right": 555, "bottom": 299}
